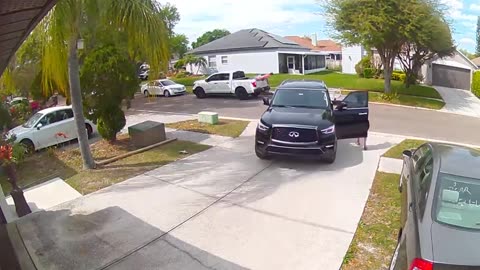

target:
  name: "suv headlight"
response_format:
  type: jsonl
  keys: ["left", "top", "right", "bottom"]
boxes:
{"left": 321, "top": 125, "right": 335, "bottom": 134}
{"left": 257, "top": 121, "right": 270, "bottom": 131}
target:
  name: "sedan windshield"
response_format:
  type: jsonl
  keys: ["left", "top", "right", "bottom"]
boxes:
{"left": 435, "top": 173, "right": 480, "bottom": 230}
{"left": 23, "top": 112, "right": 43, "bottom": 128}
{"left": 161, "top": 80, "right": 176, "bottom": 86}
{"left": 272, "top": 89, "right": 329, "bottom": 109}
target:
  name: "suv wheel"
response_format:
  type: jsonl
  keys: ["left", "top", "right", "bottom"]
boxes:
{"left": 235, "top": 87, "right": 249, "bottom": 100}
{"left": 323, "top": 143, "right": 337, "bottom": 164}
{"left": 194, "top": 87, "right": 206, "bottom": 99}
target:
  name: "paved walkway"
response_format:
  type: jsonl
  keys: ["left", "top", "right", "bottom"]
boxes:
{"left": 378, "top": 157, "right": 403, "bottom": 174}
{"left": 435, "top": 86, "right": 480, "bottom": 118}
{"left": 14, "top": 122, "right": 402, "bottom": 270}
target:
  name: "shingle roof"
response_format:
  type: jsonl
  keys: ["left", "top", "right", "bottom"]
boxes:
{"left": 0, "top": 0, "right": 58, "bottom": 75}
{"left": 284, "top": 36, "right": 342, "bottom": 53}
{"left": 189, "top": 28, "right": 308, "bottom": 55}
{"left": 472, "top": 57, "right": 480, "bottom": 68}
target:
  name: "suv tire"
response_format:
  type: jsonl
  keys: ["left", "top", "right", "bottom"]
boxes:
{"left": 194, "top": 87, "right": 206, "bottom": 99}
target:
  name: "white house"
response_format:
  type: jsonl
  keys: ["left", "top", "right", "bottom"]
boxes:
{"left": 188, "top": 29, "right": 328, "bottom": 75}
{"left": 421, "top": 50, "right": 478, "bottom": 90}
{"left": 341, "top": 46, "right": 367, "bottom": 74}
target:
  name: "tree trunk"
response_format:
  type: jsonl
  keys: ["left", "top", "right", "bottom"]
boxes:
{"left": 383, "top": 66, "right": 392, "bottom": 94}
{"left": 68, "top": 36, "right": 96, "bottom": 169}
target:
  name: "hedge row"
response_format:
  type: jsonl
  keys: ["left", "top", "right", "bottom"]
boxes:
{"left": 473, "top": 71, "right": 480, "bottom": 98}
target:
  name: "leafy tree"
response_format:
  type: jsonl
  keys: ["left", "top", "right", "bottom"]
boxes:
{"left": 459, "top": 49, "right": 477, "bottom": 60}
{"left": 191, "top": 29, "right": 230, "bottom": 49}
{"left": 81, "top": 45, "right": 138, "bottom": 142}
{"left": 159, "top": 2, "right": 180, "bottom": 36}
{"left": 398, "top": 2, "right": 454, "bottom": 87}
{"left": 36, "top": 0, "right": 169, "bottom": 169}
{"left": 324, "top": 0, "right": 432, "bottom": 93}
{"left": 170, "top": 34, "right": 189, "bottom": 58}
{"left": 477, "top": 16, "right": 480, "bottom": 57}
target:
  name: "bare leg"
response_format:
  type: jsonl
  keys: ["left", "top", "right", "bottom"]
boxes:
{"left": 363, "top": 137, "right": 368, "bottom": 150}
{"left": 356, "top": 138, "right": 361, "bottom": 146}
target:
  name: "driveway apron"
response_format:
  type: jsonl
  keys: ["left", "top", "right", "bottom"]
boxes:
{"left": 435, "top": 86, "right": 480, "bottom": 117}
{"left": 14, "top": 131, "right": 402, "bottom": 270}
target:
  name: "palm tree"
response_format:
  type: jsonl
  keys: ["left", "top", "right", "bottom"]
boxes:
{"left": 182, "top": 54, "right": 197, "bottom": 74}
{"left": 195, "top": 57, "right": 208, "bottom": 74}
{"left": 37, "top": 0, "right": 169, "bottom": 169}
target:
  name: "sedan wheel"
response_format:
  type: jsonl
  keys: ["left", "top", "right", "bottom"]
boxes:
{"left": 20, "top": 139, "right": 35, "bottom": 153}
{"left": 144, "top": 90, "right": 150, "bottom": 97}
{"left": 164, "top": 90, "right": 171, "bottom": 97}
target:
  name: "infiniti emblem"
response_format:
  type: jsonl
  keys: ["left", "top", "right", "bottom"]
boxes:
{"left": 289, "top": 131, "right": 300, "bottom": 138}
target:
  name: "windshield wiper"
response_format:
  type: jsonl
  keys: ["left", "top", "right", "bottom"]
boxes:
{"left": 272, "top": 104, "right": 292, "bottom": 108}
{"left": 290, "top": 105, "right": 323, "bottom": 109}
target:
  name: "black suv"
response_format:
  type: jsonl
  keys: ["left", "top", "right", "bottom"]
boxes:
{"left": 255, "top": 80, "right": 369, "bottom": 163}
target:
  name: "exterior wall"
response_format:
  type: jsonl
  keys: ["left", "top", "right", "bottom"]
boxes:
{"left": 421, "top": 51, "right": 476, "bottom": 88}
{"left": 341, "top": 45, "right": 365, "bottom": 74}
{"left": 188, "top": 50, "right": 280, "bottom": 75}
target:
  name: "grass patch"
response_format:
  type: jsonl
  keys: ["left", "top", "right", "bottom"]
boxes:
{"left": 341, "top": 172, "right": 401, "bottom": 270}
{"left": 167, "top": 119, "right": 249, "bottom": 138}
{"left": 383, "top": 139, "right": 426, "bottom": 159}
{"left": 368, "top": 92, "right": 445, "bottom": 110}
{"left": 1, "top": 136, "right": 210, "bottom": 195}
{"left": 266, "top": 71, "right": 442, "bottom": 99}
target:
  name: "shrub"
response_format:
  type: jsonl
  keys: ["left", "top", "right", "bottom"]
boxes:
{"left": 363, "top": 68, "right": 375, "bottom": 79}
{"left": 355, "top": 56, "right": 372, "bottom": 78}
{"left": 175, "top": 71, "right": 187, "bottom": 78}
{"left": 399, "top": 74, "right": 407, "bottom": 83}
{"left": 10, "top": 102, "right": 32, "bottom": 124}
{"left": 391, "top": 71, "right": 405, "bottom": 81}
{"left": 97, "top": 107, "right": 126, "bottom": 142}
{"left": 473, "top": 71, "right": 480, "bottom": 98}
{"left": 172, "top": 76, "right": 203, "bottom": 86}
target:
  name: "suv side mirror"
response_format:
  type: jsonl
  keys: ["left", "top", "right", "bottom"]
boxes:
{"left": 336, "top": 102, "right": 347, "bottom": 110}
{"left": 36, "top": 123, "right": 43, "bottom": 130}
{"left": 263, "top": 97, "right": 270, "bottom": 106}
{"left": 402, "top": 149, "right": 412, "bottom": 158}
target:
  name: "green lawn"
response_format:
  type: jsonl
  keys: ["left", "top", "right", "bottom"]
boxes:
{"left": 1, "top": 138, "right": 210, "bottom": 195}
{"left": 167, "top": 119, "right": 249, "bottom": 138}
{"left": 383, "top": 139, "right": 427, "bottom": 159}
{"left": 341, "top": 172, "right": 401, "bottom": 270}
{"left": 267, "top": 71, "right": 442, "bottom": 99}
{"left": 368, "top": 92, "right": 445, "bottom": 109}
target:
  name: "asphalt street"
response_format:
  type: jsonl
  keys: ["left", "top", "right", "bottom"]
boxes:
{"left": 129, "top": 94, "right": 480, "bottom": 146}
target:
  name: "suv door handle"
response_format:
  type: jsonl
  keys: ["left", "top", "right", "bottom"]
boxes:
{"left": 358, "top": 112, "right": 368, "bottom": 116}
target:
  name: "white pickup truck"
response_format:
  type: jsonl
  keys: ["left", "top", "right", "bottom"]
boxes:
{"left": 193, "top": 71, "right": 271, "bottom": 100}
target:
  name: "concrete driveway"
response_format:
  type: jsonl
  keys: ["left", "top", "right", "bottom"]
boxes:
{"left": 16, "top": 127, "right": 402, "bottom": 270}
{"left": 435, "top": 86, "right": 480, "bottom": 118}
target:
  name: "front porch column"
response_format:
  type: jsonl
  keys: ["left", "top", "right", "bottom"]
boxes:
{"left": 302, "top": 55, "right": 305, "bottom": 75}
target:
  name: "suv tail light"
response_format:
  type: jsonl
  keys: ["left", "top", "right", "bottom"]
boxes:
{"left": 409, "top": 258, "right": 433, "bottom": 270}
{"left": 252, "top": 81, "right": 257, "bottom": 88}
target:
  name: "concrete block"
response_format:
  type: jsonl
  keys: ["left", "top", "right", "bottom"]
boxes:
{"left": 198, "top": 111, "right": 218, "bottom": 125}
{"left": 128, "top": 121, "right": 166, "bottom": 148}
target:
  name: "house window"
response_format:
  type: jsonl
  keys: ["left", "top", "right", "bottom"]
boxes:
{"left": 221, "top": 56, "right": 228, "bottom": 65}
{"left": 208, "top": 56, "right": 216, "bottom": 68}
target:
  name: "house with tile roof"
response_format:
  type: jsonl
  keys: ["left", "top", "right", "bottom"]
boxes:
{"left": 188, "top": 28, "right": 328, "bottom": 75}
{"left": 284, "top": 35, "right": 342, "bottom": 67}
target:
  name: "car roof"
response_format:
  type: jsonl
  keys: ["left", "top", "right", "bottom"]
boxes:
{"left": 431, "top": 143, "right": 480, "bottom": 179}
{"left": 37, "top": 106, "right": 72, "bottom": 114}
{"left": 278, "top": 80, "right": 327, "bottom": 90}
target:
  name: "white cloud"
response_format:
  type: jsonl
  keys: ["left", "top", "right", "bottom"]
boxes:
{"left": 171, "top": 0, "right": 324, "bottom": 45}
{"left": 471, "top": 3, "right": 480, "bottom": 11}
{"left": 441, "top": 0, "right": 477, "bottom": 22}
{"left": 459, "top": 37, "right": 476, "bottom": 46}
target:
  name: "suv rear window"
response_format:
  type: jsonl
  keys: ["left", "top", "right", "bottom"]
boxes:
{"left": 435, "top": 173, "right": 480, "bottom": 230}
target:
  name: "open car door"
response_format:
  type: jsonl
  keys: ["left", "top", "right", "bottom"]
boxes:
{"left": 333, "top": 91, "right": 369, "bottom": 139}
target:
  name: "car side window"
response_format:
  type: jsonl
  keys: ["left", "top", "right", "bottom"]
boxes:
{"left": 217, "top": 73, "right": 230, "bottom": 81}
{"left": 38, "top": 112, "right": 57, "bottom": 126}
{"left": 412, "top": 145, "right": 433, "bottom": 218}
{"left": 342, "top": 91, "right": 368, "bottom": 108}
{"left": 55, "top": 109, "right": 74, "bottom": 122}
{"left": 208, "top": 74, "right": 220, "bottom": 82}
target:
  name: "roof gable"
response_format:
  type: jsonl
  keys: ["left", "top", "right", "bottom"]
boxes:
{"left": 190, "top": 28, "right": 307, "bottom": 55}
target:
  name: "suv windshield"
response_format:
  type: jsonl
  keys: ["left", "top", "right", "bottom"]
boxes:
{"left": 161, "top": 80, "right": 175, "bottom": 86}
{"left": 435, "top": 173, "right": 480, "bottom": 230}
{"left": 23, "top": 112, "right": 43, "bottom": 128}
{"left": 272, "top": 89, "right": 329, "bottom": 109}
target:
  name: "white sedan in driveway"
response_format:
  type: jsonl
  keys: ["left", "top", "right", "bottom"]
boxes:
{"left": 7, "top": 106, "right": 95, "bottom": 151}
{"left": 141, "top": 79, "right": 186, "bottom": 97}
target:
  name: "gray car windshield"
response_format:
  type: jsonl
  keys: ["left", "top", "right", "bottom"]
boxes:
{"left": 23, "top": 112, "right": 43, "bottom": 128}
{"left": 435, "top": 173, "right": 480, "bottom": 230}
{"left": 272, "top": 89, "right": 329, "bottom": 109}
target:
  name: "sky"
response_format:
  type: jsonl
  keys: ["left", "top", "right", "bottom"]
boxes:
{"left": 172, "top": 0, "right": 480, "bottom": 53}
